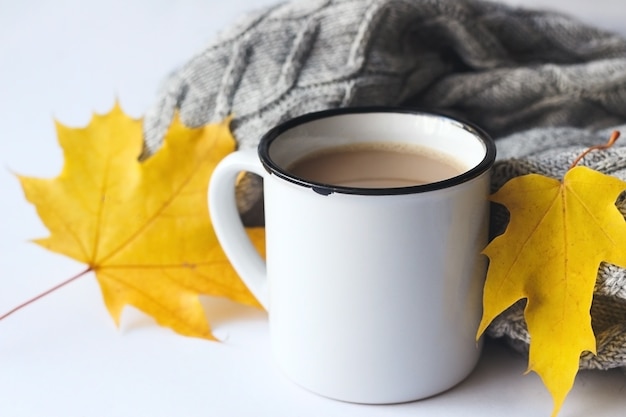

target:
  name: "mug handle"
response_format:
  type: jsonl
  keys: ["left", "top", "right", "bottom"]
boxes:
{"left": 208, "top": 149, "right": 269, "bottom": 310}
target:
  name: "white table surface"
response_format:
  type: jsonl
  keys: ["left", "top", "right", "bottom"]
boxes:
{"left": 1, "top": 1, "right": 625, "bottom": 416}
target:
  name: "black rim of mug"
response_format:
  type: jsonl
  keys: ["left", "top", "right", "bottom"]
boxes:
{"left": 257, "top": 106, "right": 496, "bottom": 196}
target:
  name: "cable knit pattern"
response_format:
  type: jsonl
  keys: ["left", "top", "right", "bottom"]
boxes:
{"left": 143, "top": 0, "right": 626, "bottom": 371}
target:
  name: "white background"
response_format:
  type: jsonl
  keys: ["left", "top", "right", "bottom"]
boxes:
{"left": 1, "top": 1, "right": 625, "bottom": 416}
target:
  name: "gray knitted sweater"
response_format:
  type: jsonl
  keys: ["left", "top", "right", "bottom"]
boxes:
{"left": 144, "top": 0, "right": 626, "bottom": 370}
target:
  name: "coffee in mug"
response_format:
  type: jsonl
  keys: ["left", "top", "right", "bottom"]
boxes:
{"left": 286, "top": 142, "right": 467, "bottom": 188}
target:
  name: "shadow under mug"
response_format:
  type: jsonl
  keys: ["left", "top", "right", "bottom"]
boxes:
{"left": 209, "top": 107, "right": 496, "bottom": 404}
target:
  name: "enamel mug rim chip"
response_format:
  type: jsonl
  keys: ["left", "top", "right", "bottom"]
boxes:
{"left": 258, "top": 106, "right": 496, "bottom": 195}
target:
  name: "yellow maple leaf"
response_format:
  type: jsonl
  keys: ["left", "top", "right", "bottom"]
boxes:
{"left": 16, "top": 103, "right": 264, "bottom": 340}
{"left": 477, "top": 143, "right": 626, "bottom": 416}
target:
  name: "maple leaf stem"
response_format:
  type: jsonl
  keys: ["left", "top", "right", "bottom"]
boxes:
{"left": 0, "top": 267, "right": 93, "bottom": 321}
{"left": 569, "top": 130, "right": 620, "bottom": 170}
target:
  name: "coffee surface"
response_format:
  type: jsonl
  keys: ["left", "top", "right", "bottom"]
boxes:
{"left": 286, "top": 143, "right": 466, "bottom": 188}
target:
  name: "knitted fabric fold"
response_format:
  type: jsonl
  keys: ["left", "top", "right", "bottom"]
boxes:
{"left": 144, "top": 0, "right": 626, "bottom": 370}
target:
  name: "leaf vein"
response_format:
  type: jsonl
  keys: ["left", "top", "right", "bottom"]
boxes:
{"left": 567, "top": 183, "right": 617, "bottom": 246}
{"left": 97, "top": 156, "right": 207, "bottom": 266}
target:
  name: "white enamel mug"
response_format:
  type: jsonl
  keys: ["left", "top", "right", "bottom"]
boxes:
{"left": 209, "top": 107, "right": 496, "bottom": 404}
